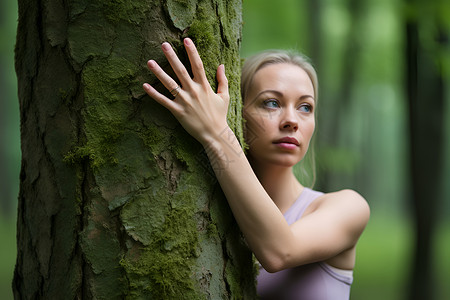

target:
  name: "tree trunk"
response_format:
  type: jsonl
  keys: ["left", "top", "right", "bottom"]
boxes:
{"left": 405, "top": 1, "right": 447, "bottom": 299}
{"left": 313, "top": 0, "right": 366, "bottom": 192}
{"left": 13, "top": 0, "right": 256, "bottom": 299}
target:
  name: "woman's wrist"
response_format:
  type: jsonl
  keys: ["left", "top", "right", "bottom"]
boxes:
{"left": 201, "top": 126, "right": 246, "bottom": 180}
{"left": 199, "top": 124, "right": 233, "bottom": 147}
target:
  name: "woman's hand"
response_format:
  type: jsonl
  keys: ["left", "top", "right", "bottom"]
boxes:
{"left": 143, "top": 38, "right": 230, "bottom": 146}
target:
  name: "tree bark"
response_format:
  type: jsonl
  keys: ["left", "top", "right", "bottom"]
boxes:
{"left": 13, "top": 0, "right": 256, "bottom": 299}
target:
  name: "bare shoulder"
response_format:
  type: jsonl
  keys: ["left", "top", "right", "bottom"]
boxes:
{"left": 313, "top": 189, "right": 370, "bottom": 233}
{"left": 321, "top": 189, "right": 369, "bottom": 211}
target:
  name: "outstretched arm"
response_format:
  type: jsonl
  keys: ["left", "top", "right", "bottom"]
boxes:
{"left": 143, "top": 39, "right": 370, "bottom": 272}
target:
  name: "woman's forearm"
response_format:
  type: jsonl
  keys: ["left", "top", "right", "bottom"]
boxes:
{"left": 203, "top": 127, "right": 294, "bottom": 271}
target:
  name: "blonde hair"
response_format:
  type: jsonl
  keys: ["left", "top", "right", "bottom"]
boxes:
{"left": 241, "top": 50, "right": 318, "bottom": 103}
{"left": 241, "top": 50, "right": 318, "bottom": 187}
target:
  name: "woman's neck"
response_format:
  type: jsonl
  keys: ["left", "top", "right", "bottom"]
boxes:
{"left": 250, "top": 161, "right": 304, "bottom": 214}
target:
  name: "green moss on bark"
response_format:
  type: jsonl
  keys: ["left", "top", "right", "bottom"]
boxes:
{"left": 184, "top": 0, "right": 245, "bottom": 144}
{"left": 28, "top": 0, "right": 254, "bottom": 298}
{"left": 166, "top": 0, "right": 198, "bottom": 30}
{"left": 119, "top": 168, "right": 205, "bottom": 299}
{"left": 64, "top": 56, "right": 138, "bottom": 169}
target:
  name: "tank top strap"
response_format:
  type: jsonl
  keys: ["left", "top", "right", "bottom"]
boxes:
{"left": 283, "top": 188, "right": 324, "bottom": 225}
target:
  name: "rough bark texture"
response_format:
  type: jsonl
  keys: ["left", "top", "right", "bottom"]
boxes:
{"left": 13, "top": 0, "right": 256, "bottom": 299}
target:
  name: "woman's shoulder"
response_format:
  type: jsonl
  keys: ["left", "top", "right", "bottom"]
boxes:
{"left": 316, "top": 189, "right": 368, "bottom": 207}
{"left": 308, "top": 189, "right": 370, "bottom": 225}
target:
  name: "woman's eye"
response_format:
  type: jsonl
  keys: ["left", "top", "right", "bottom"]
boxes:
{"left": 298, "top": 104, "right": 313, "bottom": 113}
{"left": 263, "top": 99, "right": 280, "bottom": 109}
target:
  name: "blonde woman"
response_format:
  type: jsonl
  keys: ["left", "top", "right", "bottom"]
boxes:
{"left": 143, "top": 38, "right": 370, "bottom": 299}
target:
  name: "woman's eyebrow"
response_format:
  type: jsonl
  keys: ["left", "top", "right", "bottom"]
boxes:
{"left": 253, "top": 90, "right": 283, "bottom": 99}
{"left": 253, "top": 90, "right": 315, "bottom": 102}
{"left": 300, "top": 95, "right": 315, "bottom": 101}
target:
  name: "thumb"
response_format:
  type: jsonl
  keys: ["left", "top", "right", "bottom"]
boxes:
{"left": 216, "top": 64, "right": 229, "bottom": 100}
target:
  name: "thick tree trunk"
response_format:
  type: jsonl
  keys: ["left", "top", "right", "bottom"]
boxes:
{"left": 13, "top": 0, "right": 256, "bottom": 299}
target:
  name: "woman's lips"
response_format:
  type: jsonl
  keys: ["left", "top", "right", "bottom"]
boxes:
{"left": 273, "top": 137, "right": 299, "bottom": 150}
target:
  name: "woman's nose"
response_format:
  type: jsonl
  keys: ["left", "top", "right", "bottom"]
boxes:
{"left": 280, "top": 108, "right": 299, "bottom": 131}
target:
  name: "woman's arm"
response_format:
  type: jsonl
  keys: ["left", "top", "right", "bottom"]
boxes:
{"left": 203, "top": 128, "right": 369, "bottom": 272}
{"left": 143, "top": 39, "right": 370, "bottom": 272}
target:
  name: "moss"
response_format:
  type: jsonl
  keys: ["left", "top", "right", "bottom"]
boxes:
{"left": 207, "top": 222, "right": 219, "bottom": 238}
{"left": 64, "top": 119, "right": 123, "bottom": 170}
{"left": 185, "top": 2, "right": 219, "bottom": 87}
{"left": 136, "top": 123, "right": 171, "bottom": 156}
{"left": 120, "top": 183, "right": 204, "bottom": 299}
{"left": 170, "top": 132, "right": 200, "bottom": 169}
{"left": 120, "top": 247, "right": 200, "bottom": 299}
{"left": 83, "top": 56, "right": 136, "bottom": 104}
{"left": 209, "top": 185, "right": 257, "bottom": 298}
{"left": 187, "top": 19, "right": 216, "bottom": 64}
{"left": 174, "top": 0, "right": 189, "bottom": 6}
{"left": 222, "top": 232, "right": 257, "bottom": 300}
{"left": 63, "top": 0, "right": 254, "bottom": 298}
{"left": 166, "top": 0, "right": 197, "bottom": 30}
{"left": 64, "top": 56, "right": 137, "bottom": 170}
{"left": 183, "top": 0, "right": 245, "bottom": 146}
{"left": 100, "top": 0, "right": 153, "bottom": 25}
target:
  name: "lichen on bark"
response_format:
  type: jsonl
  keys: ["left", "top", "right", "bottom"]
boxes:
{"left": 15, "top": 0, "right": 255, "bottom": 299}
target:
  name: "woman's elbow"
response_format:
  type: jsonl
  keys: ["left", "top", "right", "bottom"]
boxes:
{"left": 259, "top": 254, "right": 289, "bottom": 273}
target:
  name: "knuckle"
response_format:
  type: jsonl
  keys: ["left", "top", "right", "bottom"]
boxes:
{"left": 194, "top": 60, "right": 204, "bottom": 70}
{"left": 177, "top": 67, "right": 190, "bottom": 79}
{"left": 190, "top": 85, "right": 202, "bottom": 98}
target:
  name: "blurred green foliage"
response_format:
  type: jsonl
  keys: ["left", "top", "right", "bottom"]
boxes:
{"left": 0, "top": 0, "right": 20, "bottom": 218}
{"left": 1, "top": 0, "right": 449, "bottom": 299}
{"left": 1, "top": 0, "right": 19, "bottom": 297}
{"left": 242, "top": 0, "right": 449, "bottom": 299}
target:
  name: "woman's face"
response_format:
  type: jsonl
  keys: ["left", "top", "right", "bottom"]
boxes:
{"left": 243, "top": 63, "right": 316, "bottom": 168}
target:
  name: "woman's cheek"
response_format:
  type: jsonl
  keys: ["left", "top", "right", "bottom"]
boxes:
{"left": 244, "top": 123, "right": 259, "bottom": 147}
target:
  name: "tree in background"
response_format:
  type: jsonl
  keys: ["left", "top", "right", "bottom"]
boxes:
{"left": 13, "top": 0, "right": 256, "bottom": 298}
{"left": 308, "top": 0, "right": 368, "bottom": 193}
{"left": 405, "top": 0, "right": 448, "bottom": 299}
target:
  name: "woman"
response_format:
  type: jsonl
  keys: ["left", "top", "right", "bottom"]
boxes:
{"left": 143, "top": 38, "right": 370, "bottom": 299}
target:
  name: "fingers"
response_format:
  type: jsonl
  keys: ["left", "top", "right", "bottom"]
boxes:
{"left": 161, "top": 42, "right": 192, "bottom": 89}
{"left": 145, "top": 39, "right": 228, "bottom": 105}
{"left": 183, "top": 38, "right": 209, "bottom": 86}
{"left": 143, "top": 83, "right": 180, "bottom": 115}
{"left": 150, "top": 39, "right": 214, "bottom": 92}
{"left": 160, "top": 39, "right": 209, "bottom": 88}
{"left": 216, "top": 64, "right": 229, "bottom": 103}
{"left": 147, "top": 60, "right": 180, "bottom": 95}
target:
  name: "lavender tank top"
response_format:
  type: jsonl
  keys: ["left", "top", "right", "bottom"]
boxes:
{"left": 257, "top": 188, "right": 353, "bottom": 300}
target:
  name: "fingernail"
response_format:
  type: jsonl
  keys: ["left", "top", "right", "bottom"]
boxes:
{"left": 162, "top": 42, "right": 171, "bottom": 51}
{"left": 184, "top": 38, "right": 192, "bottom": 46}
{"left": 147, "top": 60, "right": 155, "bottom": 68}
{"left": 143, "top": 83, "right": 150, "bottom": 90}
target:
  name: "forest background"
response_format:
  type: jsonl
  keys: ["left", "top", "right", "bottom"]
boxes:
{"left": 1, "top": 0, "right": 449, "bottom": 299}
